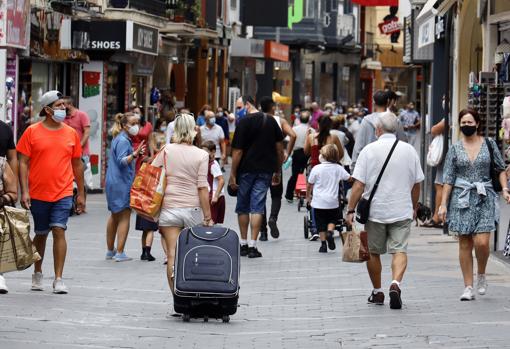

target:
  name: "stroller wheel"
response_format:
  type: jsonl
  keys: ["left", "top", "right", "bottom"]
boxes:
{"left": 303, "top": 215, "right": 309, "bottom": 239}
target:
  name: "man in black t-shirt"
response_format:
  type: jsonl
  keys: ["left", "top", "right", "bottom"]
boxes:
{"left": 0, "top": 119, "right": 18, "bottom": 294}
{"left": 229, "top": 96, "right": 284, "bottom": 258}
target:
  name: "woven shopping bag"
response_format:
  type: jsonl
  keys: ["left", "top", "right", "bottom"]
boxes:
{"left": 341, "top": 226, "right": 370, "bottom": 263}
{"left": 130, "top": 151, "right": 167, "bottom": 222}
{"left": 0, "top": 206, "right": 41, "bottom": 273}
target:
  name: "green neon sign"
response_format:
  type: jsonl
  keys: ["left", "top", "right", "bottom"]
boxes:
{"left": 288, "top": 0, "right": 304, "bottom": 29}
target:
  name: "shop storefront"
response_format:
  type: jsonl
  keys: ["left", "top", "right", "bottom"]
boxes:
{"left": 61, "top": 19, "right": 159, "bottom": 188}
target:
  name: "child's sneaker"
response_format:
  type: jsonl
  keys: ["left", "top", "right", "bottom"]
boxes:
{"left": 114, "top": 252, "right": 132, "bottom": 262}
{"left": 105, "top": 249, "right": 117, "bottom": 260}
{"left": 326, "top": 231, "right": 336, "bottom": 250}
{"left": 319, "top": 242, "right": 327, "bottom": 253}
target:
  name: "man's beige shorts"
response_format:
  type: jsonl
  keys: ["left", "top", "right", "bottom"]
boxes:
{"left": 365, "top": 219, "right": 412, "bottom": 255}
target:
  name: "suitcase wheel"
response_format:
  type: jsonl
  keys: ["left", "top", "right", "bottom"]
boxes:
{"left": 182, "top": 314, "right": 190, "bottom": 322}
{"left": 222, "top": 315, "right": 230, "bottom": 323}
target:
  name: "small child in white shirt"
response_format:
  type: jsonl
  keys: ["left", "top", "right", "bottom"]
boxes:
{"left": 306, "top": 144, "right": 351, "bottom": 253}
{"left": 201, "top": 141, "right": 225, "bottom": 224}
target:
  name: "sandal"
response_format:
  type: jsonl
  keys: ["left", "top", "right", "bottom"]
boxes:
{"left": 421, "top": 219, "right": 442, "bottom": 228}
{"left": 420, "top": 219, "right": 436, "bottom": 228}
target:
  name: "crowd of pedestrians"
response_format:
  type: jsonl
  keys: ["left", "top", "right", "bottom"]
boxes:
{"left": 1, "top": 87, "right": 510, "bottom": 315}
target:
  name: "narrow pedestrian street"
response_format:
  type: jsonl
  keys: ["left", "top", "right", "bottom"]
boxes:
{"left": 1, "top": 168, "right": 510, "bottom": 349}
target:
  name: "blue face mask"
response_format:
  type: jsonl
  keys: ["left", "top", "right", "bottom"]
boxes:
{"left": 208, "top": 117, "right": 216, "bottom": 125}
{"left": 236, "top": 107, "right": 247, "bottom": 119}
{"left": 52, "top": 109, "right": 67, "bottom": 123}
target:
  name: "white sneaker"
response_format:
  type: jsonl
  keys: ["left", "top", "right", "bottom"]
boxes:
{"left": 460, "top": 286, "right": 475, "bottom": 301}
{"left": 31, "top": 272, "right": 44, "bottom": 291}
{"left": 477, "top": 274, "right": 488, "bottom": 295}
{"left": 53, "top": 278, "right": 68, "bottom": 294}
{"left": 0, "top": 275, "right": 8, "bottom": 294}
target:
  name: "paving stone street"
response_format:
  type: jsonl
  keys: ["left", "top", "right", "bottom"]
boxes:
{"left": 1, "top": 168, "right": 510, "bottom": 349}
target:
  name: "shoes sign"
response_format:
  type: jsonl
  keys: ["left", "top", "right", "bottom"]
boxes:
{"left": 62, "top": 20, "right": 158, "bottom": 56}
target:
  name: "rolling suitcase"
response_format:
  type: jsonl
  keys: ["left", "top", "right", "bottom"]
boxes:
{"left": 173, "top": 226, "right": 240, "bottom": 323}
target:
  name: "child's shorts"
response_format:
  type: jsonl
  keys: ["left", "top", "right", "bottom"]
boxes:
{"left": 314, "top": 207, "right": 340, "bottom": 232}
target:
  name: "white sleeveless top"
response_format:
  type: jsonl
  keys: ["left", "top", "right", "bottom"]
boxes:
{"left": 273, "top": 115, "right": 282, "bottom": 130}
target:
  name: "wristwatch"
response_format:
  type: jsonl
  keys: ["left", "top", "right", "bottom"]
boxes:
{"left": 347, "top": 209, "right": 355, "bottom": 214}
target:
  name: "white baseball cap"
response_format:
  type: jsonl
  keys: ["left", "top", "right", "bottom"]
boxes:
{"left": 39, "top": 90, "right": 63, "bottom": 116}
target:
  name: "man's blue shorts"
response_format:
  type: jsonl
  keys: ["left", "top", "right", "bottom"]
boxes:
{"left": 236, "top": 172, "right": 272, "bottom": 215}
{"left": 30, "top": 196, "right": 73, "bottom": 235}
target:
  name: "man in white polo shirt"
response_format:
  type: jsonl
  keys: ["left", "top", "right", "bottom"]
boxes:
{"left": 346, "top": 112, "right": 424, "bottom": 310}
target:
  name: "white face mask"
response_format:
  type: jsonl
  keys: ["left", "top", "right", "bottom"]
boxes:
{"left": 160, "top": 125, "right": 167, "bottom": 132}
{"left": 128, "top": 124, "right": 139, "bottom": 136}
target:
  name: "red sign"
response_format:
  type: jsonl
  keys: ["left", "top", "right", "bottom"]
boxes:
{"left": 352, "top": 0, "right": 398, "bottom": 6}
{"left": 82, "top": 71, "right": 101, "bottom": 98}
{"left": 378, "top": 18, "right": 402, "bottom": 35}
{"left": 5, "top": 0, "right": 30, "bottom": 48}
{"left": 264, "top": 41, "right": 289, "bottom": 62}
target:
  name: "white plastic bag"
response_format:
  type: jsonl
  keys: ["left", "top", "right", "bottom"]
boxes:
{"left": 427, "top": 135, "right": 444, "bottom": 167}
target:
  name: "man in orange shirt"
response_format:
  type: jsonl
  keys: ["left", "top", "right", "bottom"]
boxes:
{"left": 17, "top": 90, "right": 85, "bottom": 294}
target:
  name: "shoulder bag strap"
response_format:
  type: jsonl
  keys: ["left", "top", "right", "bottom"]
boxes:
{"left": 367, "top": 139, "right": 399, "bottom": 204}
{"left": 485, "top": 137, "right": 494, "bottom": 168}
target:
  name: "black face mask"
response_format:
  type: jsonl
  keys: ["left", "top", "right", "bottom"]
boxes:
{"left": 460, "top": 125, "right": 477, "bottom": 137}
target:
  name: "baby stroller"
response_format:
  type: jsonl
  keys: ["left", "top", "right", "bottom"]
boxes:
{"left": 295, "top": 174, "right": 307, "bottom": 212}
{"left": 303, "top": 181, "right": 348, "bottom": 240}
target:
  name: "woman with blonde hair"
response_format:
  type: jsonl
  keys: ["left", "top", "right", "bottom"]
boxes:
{"left": 151, "top": 113, "right": 213, "bottom": 292}
{"left": 105, "top": 113, "right": 146, "bottom": 262}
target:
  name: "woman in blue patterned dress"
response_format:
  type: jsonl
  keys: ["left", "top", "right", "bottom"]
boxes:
{"left": 105, "top": 113, "right": 146, "bottom": 262}
{"left": 439, "top": 109, "right": 510, "bottom": 301}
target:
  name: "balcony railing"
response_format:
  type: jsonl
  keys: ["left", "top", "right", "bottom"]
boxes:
{"left": 109, "top": 0, "right": 166, "bottom": 17}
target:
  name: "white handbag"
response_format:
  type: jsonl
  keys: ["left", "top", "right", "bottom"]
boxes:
{"left": 426, "top": 135, "right": 444, "bottom": 167}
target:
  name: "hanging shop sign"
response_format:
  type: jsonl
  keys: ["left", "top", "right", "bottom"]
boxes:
{"left": 0, "top": 0, "right": 30, "bottom": 49}
{"left": 352, "top": 0, "right": 398, "bottom": 6}
{"left": 435, "top": 16, "right": 445, "bottom": 40}
{"left": 379, "top": 7, "right": 401, "bottom": 43}
{"left": 378, "top": 18, "right": 402, "bottom": 35}
{"left": 63, "top": 20, "right": 159, "bottom": 56}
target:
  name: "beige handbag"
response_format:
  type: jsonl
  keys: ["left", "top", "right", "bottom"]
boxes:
{"left": 0, "top": 206, "right": 41, "bottom": 273}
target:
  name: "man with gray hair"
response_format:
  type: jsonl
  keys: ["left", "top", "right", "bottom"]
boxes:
{"left": 346, "top": 112, "right": 424, "bottom": 310}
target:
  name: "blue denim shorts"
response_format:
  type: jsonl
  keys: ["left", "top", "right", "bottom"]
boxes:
{"left": 30, "top": 196, "right": 73, "bottom": 235}
{"left": 236, "top": 172, "right": 272, "bottom": 215}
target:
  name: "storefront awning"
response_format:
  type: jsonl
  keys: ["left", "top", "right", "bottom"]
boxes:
{"left": 416, "top": 0, "right": 457, "bottom": 20}
{"left": 352, "top": 0, "right": 398, "bottom": 6}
